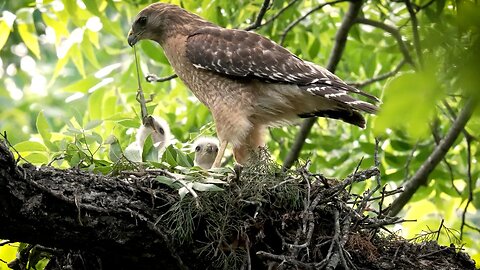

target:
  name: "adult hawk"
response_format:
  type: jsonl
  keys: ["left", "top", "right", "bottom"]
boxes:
{"left": 128, "top": 3, "right": 379, "bottom": 167}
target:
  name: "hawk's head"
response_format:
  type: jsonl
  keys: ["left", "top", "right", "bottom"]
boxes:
{"left": 128, "top": 3, "right": 166, "bottom": 46}
{"left": 128, "top": 3, "right": 212, "bottom": 47}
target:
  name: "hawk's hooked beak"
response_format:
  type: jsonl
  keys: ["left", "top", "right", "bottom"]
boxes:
{"left": 127, "top": 29, "right": 138, "bottom": 47}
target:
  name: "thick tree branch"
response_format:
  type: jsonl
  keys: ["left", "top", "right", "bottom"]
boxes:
{"left": 388, "top": 98, "right": 477, "bottom": 216}
{"left": 283, "top": 0, "right": 364, "bottom": 169}
{"left": 0, "top": 140, "right": 186, "bottom": 269}
{"left": 355, "top": 17, "right": 416, "bottom": 68}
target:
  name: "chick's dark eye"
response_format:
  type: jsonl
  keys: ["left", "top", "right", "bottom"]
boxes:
{"left": 195, "top": 146, "right": 201, "bottom": 152}
{"left": 137, "top": 16, "right": 147, "bottom": 27}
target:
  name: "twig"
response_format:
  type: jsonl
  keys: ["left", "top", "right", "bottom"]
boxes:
{"left": 436, "top": 219, "right": 444, "bottom": 242}
{"left": 283, "top": 0, "right": 364, "bottom": 169}
{"left": 145, "top": 73, "right": 178, "bottom": 83}
{"left": 418, "top": 246, "right": 458, "bottom": 259}
{"left": 348, "top": 187, "right": 403, "bottom": 204}
{"left": 348, "top": 59, "right": 406, "bottom": 88}
{"left": 0, "top": 132, "right": 30, "bottom": 164}
{"left": 464, "top": 223, "right": 480, "bottom": 233}
{"left": 279, "top": 0, "right": 349, "bottom": 45}
{"left": 388, "top": 98, "right": 477, "bottom": 216}
{"left": 260, "top": 0, "right": 300, "bottom": 28}
{"left": 256, "top": 251, "right": 315, "bottom": 269}
{"left": 0, "top": 240, "right": 12, "bottom": 246}
{"left": 404, "top": 140, "right": 419, "bottom": 180}
{"left": 405, "top": 0, "right": 423, "bottom": 67}
{"left": 460, "top": 134, "right": 473, "bottom": 239}
{"left": 133, "top": 46, "right": 149, "bottom": 123}
{"left": 431, "top": 119, "right": 460, "bottom": 194}
{"left": 355, "top": 18, "right": 416, "bottom": 68}
{"left": 161, "top": 170, "right": 200, "bottom": 207}
{"left": 244, "top": 0, "right": 271, "bottom": 31}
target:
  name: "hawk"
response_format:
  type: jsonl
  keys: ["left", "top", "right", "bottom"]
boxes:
{"left": 125, "top": 115, "right": 171, "bottom": 162}
{"left": 128, "top": 3, "right": 379, "bottom": 167}
{"left": 193, "top": 137, "right": 220, "bottom": 169}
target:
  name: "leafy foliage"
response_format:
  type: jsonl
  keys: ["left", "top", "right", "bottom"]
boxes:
{"left": 0, "top": 0, "right": 479, "bottom": 267}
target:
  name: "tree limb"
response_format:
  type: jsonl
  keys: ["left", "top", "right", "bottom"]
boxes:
{"left": 146, "top": 73, "right": 178, "bottom": 83}
{"left": 0, "top": 140, "right": 186, "bottom": 269}
{"left": 348, "top": 59, "right": 406, "bottom": 88}
{"left": 388, "top": 98, "right": 477, "bottom": 216}
{"left": 405, "top": 0, "right": 423, "bottom": 66}
{"left": 260, "top": 0, "right": 300, "bottom": 28}
{"left": 279, "top": 0, "right": 350, "bottom": 45}
{"left": 283, "top": 0, "right": 364, "bottom": 169}
{"left": 355, "top": 17, "right": 416, "bottom": 68}
{"left": 244, "top": 0, "right": 271, "bottom": 31}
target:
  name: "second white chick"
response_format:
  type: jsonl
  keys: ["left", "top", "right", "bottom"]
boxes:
{"left": 193, "top": 137, "right": 219, "bottom": 169}
{"left": 125, "top": 116, "right": 171, "bottom": 162}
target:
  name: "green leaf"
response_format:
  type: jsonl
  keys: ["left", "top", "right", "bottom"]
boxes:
{"left": 88, "top": 88, "right": 105, "bottom": 119}
{"left": 83, "top": 0, "right": 101, "bottom": 16}
{"left": 24, "top": 153, "right": 49, "bottom": 164}
{"left": 374, "top": 71, "right": 443, "bottom": 138}
{"left": 49, "top": 49, "right": 70, "bottom": 86}
{"left": 14, "top": 141, "right": 47, "bottom": 152}
{"left": 70, "top": 45, "right": 86, "bottom": 78}
{"left": 81, "top": 37, "right": 101, "bottom": 68}
{"left": 192, "top": 182, "right": 224, "bottom": 192}
{"left": 36, "top": 111, "right": 51, "bottom": 141}
{"left": 0, "top": 11, "right": 16, "bottom": 50}
{"left": 156, "top": 175, "right": 177, "bottom": 187}
{"left": 141, "top": 41, "right": 169, "bottom": 64}
{"left": 390, "top": 140, "right": 412, "bottom": 152}
{"left": 63, "top": 77, "right": 100, "bottom": 93}
{"left": 84, "top": 119, "right": 103, "bottom": 130}
{"left": 16, "top": 9, "right": 40, "bottom": 59}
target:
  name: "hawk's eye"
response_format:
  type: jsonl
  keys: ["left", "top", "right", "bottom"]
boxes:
{"left": 158, "top": 127, "right": 165, "bottom": 135}
{"left": 137, "top": 16, "right": 147, "bottom": 27}
{"left": 195, "top": 146, "right": 201, "bottom": 152}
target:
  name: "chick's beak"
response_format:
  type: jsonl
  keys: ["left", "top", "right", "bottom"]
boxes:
{"left": 127, "top": 29, "right": 138, "bottom": 47}
{"left": 206, "top": 145, "right": 213, "bottom": 153}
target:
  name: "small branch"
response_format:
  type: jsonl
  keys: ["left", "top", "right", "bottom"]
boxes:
{"left": 256, "top": 251, "right": 315, "bottom": 269}
{"left": 0, "top": 240, "right": 12, "bottom": 246}
{"left": 283, "top": 0, "right": 364, "bottom": 169}
{"left": 405, "top": 0, "right": 423, "bottom": 67}
{"left": 436, "top": 219, "right": 444, "bottom": 242}
{"left": 279, "top": 0, "right": 349, "bottom": 45}
{"left": 348, "top": 59, "right": 406, "bottom": 88}
{"left": 133, "top": 46, "right": 149, "bottom": 123}
{"left": 244, "top": 0, "right": 271, "bottom": 31}
{"left": 260, "top": 0, "right": 300, "bottom": 28}
{"left": 464, "top": 223, "right": 480, "bottom": 234}
{"left": 388, "top": 98, "right": 477, "bottom": 216}
{"left": 145, "top": 73, "right": 178, "bottom": 83}
{"left": 460, "top": 135, "right": 473, "bottom": 239}
{"left": 355, "top": 18, "right": 416, "bottom": 68}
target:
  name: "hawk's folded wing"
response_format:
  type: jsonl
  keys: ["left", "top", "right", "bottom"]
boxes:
{"left": 186, "top": 27, "right": 379, "bottom": 114}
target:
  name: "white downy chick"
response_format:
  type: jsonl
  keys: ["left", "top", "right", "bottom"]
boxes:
{"left": 193, "top": 137, "right": 219, "bottom": 169}
{"left": 125, "top": 116, "right": 171, "bottom": 162}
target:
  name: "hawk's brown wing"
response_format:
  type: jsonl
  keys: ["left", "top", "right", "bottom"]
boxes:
{"left": 186, "top": 27, "right": 379, "bottom": 114}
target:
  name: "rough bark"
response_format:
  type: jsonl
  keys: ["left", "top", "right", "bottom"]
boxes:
{"left": 0, "top": 140, "right": 477, "bottom": 270}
